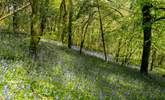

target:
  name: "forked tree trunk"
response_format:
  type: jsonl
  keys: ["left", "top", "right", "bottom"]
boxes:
{"left": 80, "top": 23, "right": 89, "bottom": 54}
{"left": 80, "top": 13, "right": 93, "bottom": 54}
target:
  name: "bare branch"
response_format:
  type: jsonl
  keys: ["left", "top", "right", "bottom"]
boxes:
{"left": 154, "top": 7, "right": 165, "bottom": 11}
{"left": 154, "top": 16, "right": 165, "bottom": 22}
{"left": 109, "top": 6, "right": 124, "bottom": 17}
{"left": 0, "top": 3, "right": 30, "bottom": 22}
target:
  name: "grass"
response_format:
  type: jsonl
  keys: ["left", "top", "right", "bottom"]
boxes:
{"left": 0, "top": 32, "right": 165, "bottom": 100}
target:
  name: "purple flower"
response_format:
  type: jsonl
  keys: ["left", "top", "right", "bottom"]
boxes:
{"left": 24, "top": 93, "right": 27, "bottom": 97}
{"left": 3, "top": 63, "right": 8, "bottom": 67}
{"left": 5, "top": 95, "right": 10, "bottom": 100}
{"left": 27, "top": 84, "right": 31, "bottom": 89}
{"left": 124, "top": 92, "right": 129, "bottom": 96}
{"left": 111, "top": 91, "right": 116, "bottom": 96}
{"left": 3, "top": 85, "right": 8, "bottom": 94}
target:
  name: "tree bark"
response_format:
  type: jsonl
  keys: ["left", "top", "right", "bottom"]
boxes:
{"left": 115, "top": 39, "right": 122, "bottom": 62}
{"left": 60, "top": 0, "right": 67, "bottom": 43}
{"left": 97, "top": 0, "right": 107, "bottom": 61}
{"left": 13, "top": 1, "right": 18, "bottom": 33}
{"left": 140, "top": 3, "right": 152, "bottom": 75}
{"left": 150, "top": 49, "right": 156, "bottom": 71}
{"left": 29, "top": 0, "right": 41, "bottom": 58}
{"left": 80, "top": 19, "right": 89, "bottom": 54}
{"left": 68, "top": 0, "right": 73, "bottom": 48}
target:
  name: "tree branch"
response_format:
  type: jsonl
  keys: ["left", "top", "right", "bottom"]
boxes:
{"left": 154, "top": 7, "right": 165, "bottom": 11}
{"left": 109, "top": 6, "right": 124, "bottom": 17}
{"left": 0, "top": 3, "right": 30, "bottom": 22}
{"left": 154, "top": 16, "right": 165, "bottom": 22}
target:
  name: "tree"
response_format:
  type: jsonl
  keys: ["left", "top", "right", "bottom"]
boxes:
{"left": 80, "top": 12, "right": 94, "bottom": 54}
{"left": 12, "top": 0, "right": 19, "bottom": 33}
{"left": 68, "top": 0, "right": 73, "bottom": 48}
{"left": 29, "top": 0, "right": 41, "bottom": 58}
{"left": 97, "top": 0, "right": 107, "bottom": 61}
{"left": 29, "top": 0, "right": 50, "bottom": 59}
{"left": 140, "top": 1, "right": 165, "bottom": 75}
{"left": 150, "top": 48, "right": 156, "bottom": 71}
{"left": 40, "top": 0, "right": 49, "bottom": 35}
{"left": 59, "top": 0, "right": 67, "bottom": 43}
{"left": 140, "top": 2, "right": 153, "bottom": 74}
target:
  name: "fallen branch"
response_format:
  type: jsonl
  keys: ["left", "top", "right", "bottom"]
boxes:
{"left": 0, "top": 3, "right": 31, "bottom": 22}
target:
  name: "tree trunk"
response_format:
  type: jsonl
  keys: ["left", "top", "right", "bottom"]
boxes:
{"left": 80, "top": 22, "right": 89, "bottom": 54}
{"left": 60, "top": 0, "right": 67, "bottom": 43}
{"left": 97, "top": 0, "right": 107, "bottom": 61}
{"left": 80, "top": 13, "right": 93, "bottom": 54}
{"left": 115, "top": 39, "right": 122, "bottom": 62}
{"left": 13, "top": 1, "right": 18, "bottom": 33}
{"left": 150, "top": 49, "right": 156, "bottom": 71}
{"left": 140, "top": 3, "right": 152, "bottom": 75}
{"left": 29, "top": 0, "right": 41, "bottom": 58}
{"left": 68, "top": 0, "right": 73, "bottom": 48}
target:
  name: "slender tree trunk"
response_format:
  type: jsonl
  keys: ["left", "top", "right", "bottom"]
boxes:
{"left": 115, "top": 39, "right": 122, "bottom": 62}
{"left": 13, "top": 1, "right": 18, "bottom": 33}
{"left": 140, "top": 3, "right": 152, "bottom": 75}
{"left": 80, "top": 13, "right": 93, "bottom": 54}
{"left": 61, "top": 15, "right": 67, "bottom": 43}
{"left": 80, "top": 21, "right": 89, "bottom": 54}
{"left": 150, "top": 49, "right": 156, "bottom": 71}
{"left": 60, "top": 0, "right": 67, "bottom": 43}
{"left": 68, "top": 0, "right": 73, "bottom": 48}
{"left": 97, "top": 0, "right": 107, "bottom": 61}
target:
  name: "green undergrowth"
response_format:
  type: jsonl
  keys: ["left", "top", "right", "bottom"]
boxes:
{"left": 0, "top": 33, "right": 165, "bottom": 100}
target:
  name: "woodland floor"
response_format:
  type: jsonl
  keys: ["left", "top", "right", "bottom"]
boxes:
{"left": 0, "top": 32, "right": 165, "bottom": 99}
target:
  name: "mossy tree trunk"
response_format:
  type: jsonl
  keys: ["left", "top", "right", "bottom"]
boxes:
{"left": 60, "top": 0, "right": 67, "bottom": 43}
{"left": 29, "top": 0, "right": 41, "bottom": 58}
